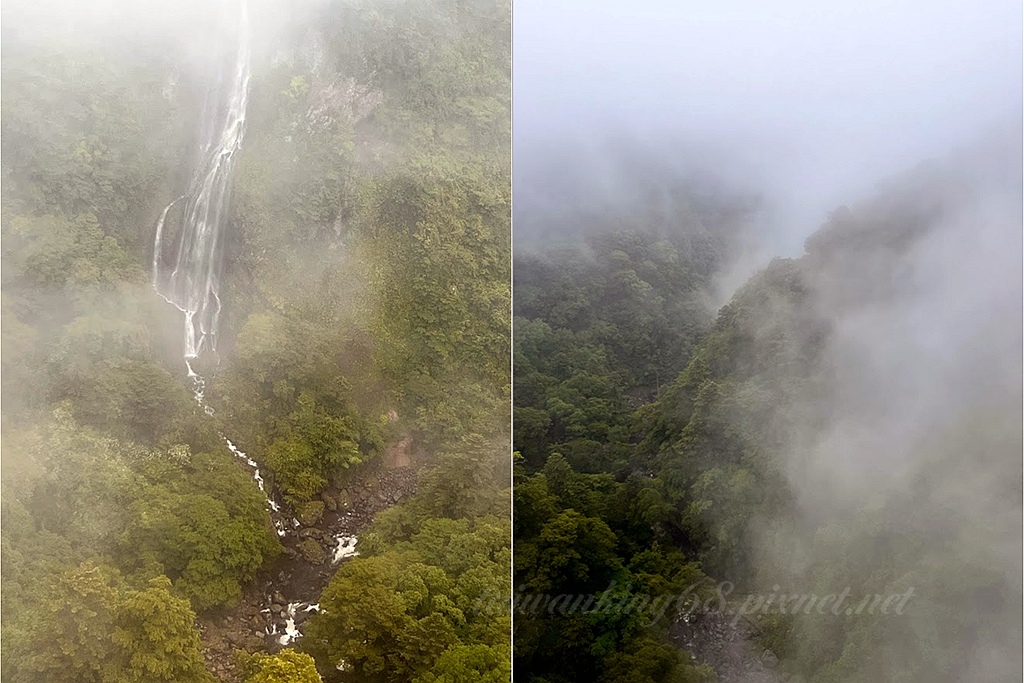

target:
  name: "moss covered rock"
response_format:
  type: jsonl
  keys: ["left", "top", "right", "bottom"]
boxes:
{"left": 297, "top": 538, "right": 325, "bottom": 565}
{"left": 295, "top": 501, "right": 325, "bottom": 527}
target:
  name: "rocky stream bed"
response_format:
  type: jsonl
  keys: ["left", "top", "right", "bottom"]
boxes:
{"left": 671, "top": 611, "right": 788, "bottom": 683}
{"left": 197, "top": 462, "right": 418, "bottom": 681}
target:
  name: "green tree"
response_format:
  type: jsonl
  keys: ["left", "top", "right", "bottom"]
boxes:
{"left": 240, "top": 650, "right": 323, "bottom": 683}
{"left": 413, "top": 644, "right": 511, "bottom": 683}
{"left": 3, "top": 563, "right": 213, "bottom": 683}
{"left": 112, "top": 575, "right": 213, "bottom": 682}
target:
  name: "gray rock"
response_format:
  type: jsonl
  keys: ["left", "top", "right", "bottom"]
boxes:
{"left": 298, "top": 537, "right": 326, "bottom": 564}
{"left": 296, "top": 500, "right": 325, "bottom": 527}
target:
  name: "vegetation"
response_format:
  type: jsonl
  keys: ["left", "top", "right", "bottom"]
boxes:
{"left": 303, "top": 513, "right": 511, "bottom": 682}
{"left": 2, "top": 564, "right": 213, "bottom": 683}
{"left": 513, "top": 153, "right": 1021, "bottom": 682}
{"left": 2, "top": 0, "right": 509, "bottom": 681}
{"left": 511, "top": 190, "right": 750, "bottom": 682}
{"left": 239, "top": 650, "right": 323, "bottom": 683}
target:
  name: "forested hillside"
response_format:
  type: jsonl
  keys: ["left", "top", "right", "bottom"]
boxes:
{"left": 1, "top": 1, "right": 510, "bottom": 681}
{"left": 513, "top": 132, "right": 1022, "bottom": 683}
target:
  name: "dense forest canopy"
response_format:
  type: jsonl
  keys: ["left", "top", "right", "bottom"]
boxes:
{"left": 2, "top": 0, "right": 1021, "bottom": 681}
{"left": 512, "top": 125, "right": 1022, "bottom": 683}
{"left": 1, "top": 0, "right": 510, "bottom": 681}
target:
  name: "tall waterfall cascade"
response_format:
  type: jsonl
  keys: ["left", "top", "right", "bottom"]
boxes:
{"left": 153, "top": 0, "right": 251, "bottom": 362}
{"left": 148, "top": 3, "right": 359, "bottom": 646}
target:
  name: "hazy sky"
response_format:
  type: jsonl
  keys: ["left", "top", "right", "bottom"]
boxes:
{"left": 514, "top": 0, "right": 1023, "bottom": 253}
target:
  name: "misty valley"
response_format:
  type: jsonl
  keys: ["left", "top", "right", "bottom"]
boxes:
{"left": 1, "top": 0, "right": 1021, "bottom": 683}
{"left": 511, "top": 128, "right": 1022, "bottom": 683}
{"left": 2, "top": 0, "right": 510, "bottom": 681}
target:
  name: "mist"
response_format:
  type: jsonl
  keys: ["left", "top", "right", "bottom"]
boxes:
{"left": 3, "top": 0, "right": 512, "bottom": 679}
{"left": 514, "top": 0, "right": 1022, "bottom": 266}
{"left": 513, "top": 2, "right": 1022, "bottom": 681}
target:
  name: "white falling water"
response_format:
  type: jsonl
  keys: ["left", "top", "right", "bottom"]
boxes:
{"left": 150, "top": 1, "right": 362, "bottom": 648}
{"left": 332, "top": 534, "right": 360, "bottom": 563}
{"left": 151, "top": 0, "right": 292, "bottom": 574}
{"left": 278, "top": 603, "right": 301, "bottom": 645}
{"left": 265, "top": 601, "right": 323, "bottom": 645}
{"left": 153, "top": 0, "right": 251, "bottom": 360}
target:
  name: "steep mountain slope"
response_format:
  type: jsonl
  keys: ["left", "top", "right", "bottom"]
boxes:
{"left": 513, "top": 131, "right": 1022, "bottom": 683}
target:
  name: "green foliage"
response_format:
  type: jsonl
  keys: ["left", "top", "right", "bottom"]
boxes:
{"left": 317, "top": 0, "right": 510, "bottom": 164}
{"left": 518, "top": 159, "right": 1022, "bottom": 683}
{"left": 305, "top": 438, "right": 510, "bottom": 681}
{"left": 525, "top": 510, "right": 621, "bottom": 595}
{"left": 513, "top": 454, "right": 713, "bottom": 683}
{"left": 240, "top": 649, "right": 323, "bottom": 683}
{"left": 112, "top": 575, "right": 215, "bottom": 682}
{"left": 514, "top": 229, "right": 717, "bottom": 402}
{"left": 2, "top": 410, "right": 280, "bottom": 613}
{"left": 407, "top": 441, "right": 510, "bottom": 521}
{"left": 599, "top": 638, "right": 715, "bottom": 683}
{"left": 511, "top": 228, "right": 729, "bottom": 475}
{"left": 263, "top": 392, "right": 364, "bottom": 502}
{"left": 1, "top": 210, "right": 198, "bottom": 445}
{"left": 358, "top": 167, "right": 510, "bottom": 447}
{"left": 304, "top": 517, "right": 510, "bottom": 682}
{"left": 4, "top": 1, "right": 511, "bottom": 681}
{"left": 1, "top": 47, "right": 190, "bottom": 252}
{"left": 512, "top": 191, "right": 783, "bottom": 682}
{"left": 5, "top": 212, "right": 140, "bottom": 291}
{"left": 118, "top": 449, "right": 283, "bottom": 610}
{"left": 2, "top": 563, "right": 213, "bottom": 683}
{"left": 213, "top": 310, "right": 388, "bottom": 502}
{"left": 412, "top": 644, "right": 511, "bottom": 683}
{"left": 226, "top": 4, "right": 513, "bottom": 681}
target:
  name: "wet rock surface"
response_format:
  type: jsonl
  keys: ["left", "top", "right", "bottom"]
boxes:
{"left": 671, "top": 611, "right": 787, "bottom": 683}
{"left": 295, "top": 500, "right": 325, "bottom": 527}
{"left": 198, "top": 465, "right": 418, "bottom": 681}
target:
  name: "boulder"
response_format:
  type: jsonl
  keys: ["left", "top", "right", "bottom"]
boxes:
{"left": 298, "top": 538, "right": 326, "bottom": 565}
{"left": 295, "top": 500, "right": 325, "bottom": 527}
{"left": 242, "top": 633, "right": 264, "bottom": 650}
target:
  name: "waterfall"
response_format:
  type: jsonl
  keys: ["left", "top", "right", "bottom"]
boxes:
{"left": 153, "top": 0, "right": 250, "bottom": 360}
{"left": 149, "top": 0, "right": 286, "bottom": 534}
{"left": 150, "top": 1, "right": 358, "bottom": 648}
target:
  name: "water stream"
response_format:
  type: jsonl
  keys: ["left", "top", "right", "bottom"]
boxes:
{"left": 151, "top": 0, "right": 357, "bottom": 647}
